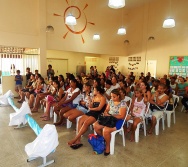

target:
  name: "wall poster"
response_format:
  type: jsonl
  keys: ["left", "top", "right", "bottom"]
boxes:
{"left": 169, "top": 56, "right": 188, "bottom": 77}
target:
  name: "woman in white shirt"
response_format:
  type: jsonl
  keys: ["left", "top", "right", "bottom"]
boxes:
{"left": 111, "top": 76, "right": 120, "bottom": 90}
{"left": 103, "top": 79, "right": 113, "bottom": 103}
{"left": 54, "top": 78, "right": 81, "bottom": 126}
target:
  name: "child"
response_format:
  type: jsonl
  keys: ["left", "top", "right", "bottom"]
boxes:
{"left": 15, "top": 70, "right": 23, "bottom": 98}
{"left": 126, "top": 88, "right": 146, "bottom": 142}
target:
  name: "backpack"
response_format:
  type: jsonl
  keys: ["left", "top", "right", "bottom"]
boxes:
{"left": 88, "top": 134, "right": 105, "bottom": 154}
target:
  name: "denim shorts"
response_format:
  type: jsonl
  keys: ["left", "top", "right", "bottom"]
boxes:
{"left": 76, "top": 105, "right": 88, "bottom": 114}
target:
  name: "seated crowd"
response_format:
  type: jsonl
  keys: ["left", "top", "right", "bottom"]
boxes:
{"left": 15, "top": 66, "right": 188, "bottom": 156}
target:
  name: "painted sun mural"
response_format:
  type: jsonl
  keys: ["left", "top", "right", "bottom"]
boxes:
{"left": 53, "top": 0, "right": 95, "bottom": 43}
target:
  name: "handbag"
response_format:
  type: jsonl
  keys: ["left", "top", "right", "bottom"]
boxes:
{"left": 98, "top": 114, "right": 118, "bottom": 128}
{"left": 88, "top": 134, "right": 105, "bottom": 154}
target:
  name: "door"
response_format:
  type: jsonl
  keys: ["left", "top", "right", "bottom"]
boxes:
{"left": 145, "top": 60, "right": 157, "bottom": 78}
{"left": 47, "top": 59, "right": 68, "bottom": 78}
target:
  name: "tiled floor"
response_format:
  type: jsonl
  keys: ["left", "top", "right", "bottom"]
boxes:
{"left": 0, "top": 101, "right": 188, "bottom": 167}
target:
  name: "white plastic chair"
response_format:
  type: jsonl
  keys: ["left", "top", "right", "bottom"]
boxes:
{"left": 165, "top": 95, "right": 179, "bottom": 127}
{"left": 154, "top": 101, "right": 169, "bottom": 135}
{"left": 44, "top": 106, "right": 54, "bottom": 118}
{"left": 53, "top": 111, "right": 57, "bottom": 123}
{"left": 110, "top": 107, "right": 129, "bottom": 155}
{"left": 67, "top": 118, "right": 72, "bottom": 129}
{"left": 124, "top": 96, "right": 132, "bottom": 109}
{"left": 127, "top": 102, "right": 150, "bottom": 142}
{"left": 76, "top": 116, "right": 93, "bottom": 134}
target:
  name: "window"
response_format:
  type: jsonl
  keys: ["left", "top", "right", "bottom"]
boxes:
{"left": 0, "top": 53, "right": 39, "bottom": 76}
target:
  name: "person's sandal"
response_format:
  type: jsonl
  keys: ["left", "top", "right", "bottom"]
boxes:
{"left": 42, "top": 117, "right": 50, "bottom": 121}
{"left": 40, "top": 115, "right": 47, "bottom": 118}
{"left": 70, "top": 144, "right": 83, "bottom": 149}
{"left": 104, "top": 152, "right": 110, "bottom": 156}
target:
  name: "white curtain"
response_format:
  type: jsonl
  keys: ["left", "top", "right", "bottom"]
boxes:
{"left": 0, "top": 54, "right": 23, "bottom": 76}
{"left": 23, "top": 54, "right": 39, "bottom": 74}
{"left": 0, "top": 54, "right": 39, "bottom": 76}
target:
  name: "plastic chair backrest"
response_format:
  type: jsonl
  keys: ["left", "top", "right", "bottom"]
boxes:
{"left": 163, "top": 100, "right": 169, "bottom": 111}
{"left": 121, "top": 107, "right": 129, "bottom": 129}
{"left": 145, "top": 102, "right": 150, "bottom": 115}
{"left": 172, "top": 95, "right": 179, "bottom": 110}
{"left": 125, "top": 96, "right": 132, "bottom": 109}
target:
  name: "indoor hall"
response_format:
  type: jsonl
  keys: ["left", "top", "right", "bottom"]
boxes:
{"left": 0, "top": 0, "right": 188, "bottom": 166}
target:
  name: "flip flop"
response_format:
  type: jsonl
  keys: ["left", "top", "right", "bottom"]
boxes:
{"left": 40, "top": 115, "right": 47, "bottom": 118}
{"left": 70, "top": 144, "right": 83, "bottom": 149}
{"left": 42, "top": 117, "right": 50, "bottom": 121}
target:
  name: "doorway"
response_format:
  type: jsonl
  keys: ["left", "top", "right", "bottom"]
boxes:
{"left": 145, "top": 60, "right": 157, "bottom": 78}
{"left": 47, "top": 59, "right": 68, "bottom": 78}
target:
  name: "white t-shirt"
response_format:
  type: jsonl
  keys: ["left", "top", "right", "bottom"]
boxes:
{"left": 124, "top": 96, "right": 131, "bottom": 102}
{"left": 111, "top": 83, "right": 120, "bottom": 90}
{"left": 104, "top": 87, "right": 113, "bottom": 103}
{"left": 66, "top": 88, "right": 81, "bottom": 104}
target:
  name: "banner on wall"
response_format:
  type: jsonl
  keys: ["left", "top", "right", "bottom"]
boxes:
{"left": 169, "top": 56, "right": 188, "bottom": 77}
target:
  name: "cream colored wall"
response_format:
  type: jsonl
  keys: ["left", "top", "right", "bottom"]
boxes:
{"left": 99, "top": 55, "right": 128, "bottom": 75}
{"left": 1, "top": 0, "right": 188, "bottom": 81}
{"left": 126, "top": 0, "right": 188, "bottom": 78}
{"left": 2, "top": 76, "right": 26, "bottom": 95}
{"left": 0, "top": 0, "right": 39, "bottom": 48}
{"left": 46, "top": 50, "right": 128, "bottom": 76}
{"left": 47, "top": 50, "right": 101, "bottom": 75}
{"left": 46, "top": 0, "right": 127, "bottom": 56}
{"left": 0, "top": 0, "right": 47, "bottom": 77}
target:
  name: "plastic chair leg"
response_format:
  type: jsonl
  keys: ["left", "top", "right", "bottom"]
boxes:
{"left": 135, "top": 123, "right": 140, "bottom": 143}
{"left": 66, "top": 119, "right": 72, "bottom": 129}
{"left": 143, "top": 121, "right": 146, "bottom": 136}
{"left": 162, "top": 116, "right": 165, "bottom": 130}
{"left": 121, "top": 129, "right": 125, "bottom": 146}
{"left": 53, "top": 113, "right": 57, "bottom": 123}
{"left": 166, "top": 112, "right": 172, "bottom": 128}
{"left": 76, "top": 116, "right": 81, "bottom": 135}
{"left": 110, "top": 132, "right": 116, "bottom": 155}
{"left": 155, "top": 119, "right": 160, "bottom": 135}
{"left": 173, "top": 112, "right": 176, "bottom": 124}
{"left": 50, "top": 107, "right": 53, "bottom": 118}
{"left": 181, "top": 106, "right": 184, "bottom": 112}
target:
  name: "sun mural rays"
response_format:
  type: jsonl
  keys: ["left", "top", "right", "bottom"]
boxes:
{"left": 53, "top": 1, "right": 95, "bottom": 44}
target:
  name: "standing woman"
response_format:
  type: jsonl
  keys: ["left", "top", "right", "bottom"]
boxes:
{"left": 93, "top": 89, "right": 127, "bottom": 156}
{"left": 68, "top": 86, "right": 106, "bottom": 149}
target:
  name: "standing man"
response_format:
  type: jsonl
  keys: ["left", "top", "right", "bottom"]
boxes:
{"left": 26, "top": 67, "right": 32, "bottom": 84}
{"left": 47, "top": 64, "right": 55, "bottom": 80}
